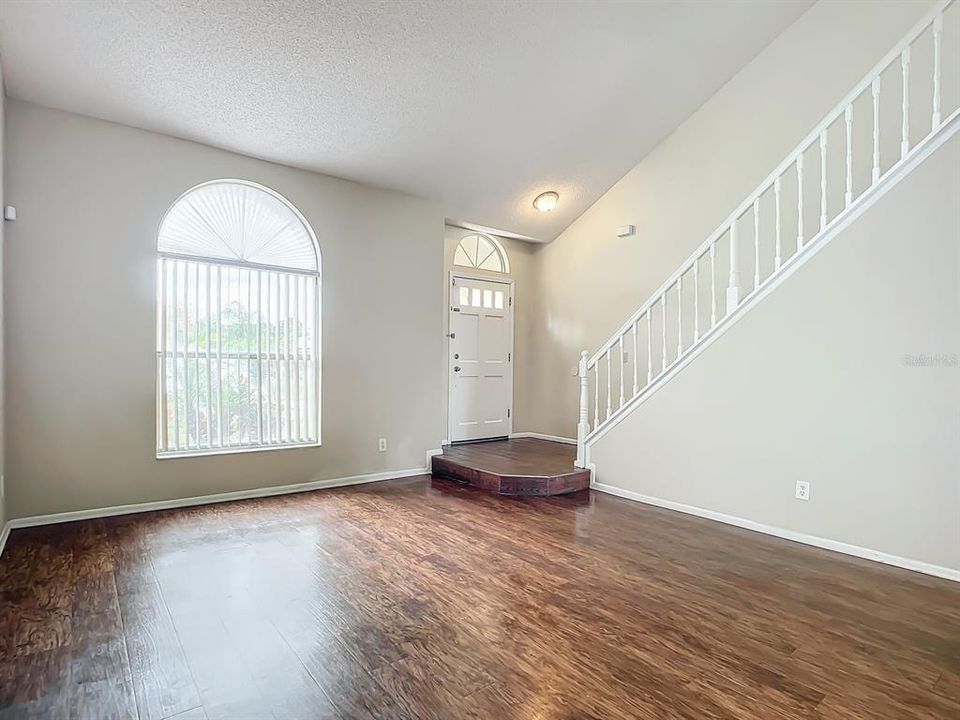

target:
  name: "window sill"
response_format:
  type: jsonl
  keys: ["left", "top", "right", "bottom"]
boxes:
{"left": 157, "top": 441, "right": 321, "bottom": 460}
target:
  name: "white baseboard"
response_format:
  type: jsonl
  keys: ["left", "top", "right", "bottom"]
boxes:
{"left": 425, "top": 448, "right": 443, "bottom": 468}
{"left": 4, "top": 464, "right": 434, "bottom": 535}
{"left": 509, "top": 432, "right": 576, "bottom": 445}
{"left": 0, "top": 521, "right": 10, "bottom": 559}
{"left": 592, "top": 482, "right": 960, "bottom": 584}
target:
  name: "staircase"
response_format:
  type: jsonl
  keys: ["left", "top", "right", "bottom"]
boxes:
{"left": 575, "top": 0, "right": 959, "bottom": 470}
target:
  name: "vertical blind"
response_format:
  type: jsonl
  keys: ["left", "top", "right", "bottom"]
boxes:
{"left": 157, "top": 257, "right": 319, "bottom": 455}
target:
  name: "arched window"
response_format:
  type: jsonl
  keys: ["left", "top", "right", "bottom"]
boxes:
{"left": 453, "top": 233, "right": 510, "bottom": 274}
{"left": 156, "top": 180, "right": 321, "bottom": 457}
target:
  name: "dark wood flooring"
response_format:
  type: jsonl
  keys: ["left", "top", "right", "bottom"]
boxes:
{"left": 432, "top": 438, "right": 590, "bottom": 495}
{"left": 0, "top": 476, "right": 958, "bottom": 719}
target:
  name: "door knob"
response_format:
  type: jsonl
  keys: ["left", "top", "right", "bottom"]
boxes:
{"left": 454, "top": 366, "right": 461, "bottom": 372}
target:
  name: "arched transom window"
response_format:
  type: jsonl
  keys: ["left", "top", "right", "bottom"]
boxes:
{"left": 156, "top": 180, "right": 321, "bottom": 457}
{"left": 453, "top": 233, "right": 510, "bottom": 274}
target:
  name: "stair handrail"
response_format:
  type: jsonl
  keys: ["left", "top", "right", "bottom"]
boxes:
{"left": 576, "top": 0, "right": 955, "bottom": 467}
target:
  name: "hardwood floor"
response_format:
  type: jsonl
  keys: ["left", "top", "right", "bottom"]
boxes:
{"left": 432, "top": 438, "right": 590, "bottom": 495}
{"left": 0, "top": 476, "right": 958, "bottom": 719}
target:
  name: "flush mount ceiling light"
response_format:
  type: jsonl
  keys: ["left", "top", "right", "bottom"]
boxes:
{"left": 533, "top": 191, "right": 559, "bottom": 213}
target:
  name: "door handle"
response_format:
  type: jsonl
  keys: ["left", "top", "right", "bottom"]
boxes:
{"left": 454, "top": 366, "right": 461, "bottom": 372}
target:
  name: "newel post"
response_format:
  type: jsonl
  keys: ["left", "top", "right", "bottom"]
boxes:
{"left": 576, "top": 350, "right": 590, "bottom": 468}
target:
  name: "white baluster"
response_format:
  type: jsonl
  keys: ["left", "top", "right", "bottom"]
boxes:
{"left": 819, "top": 131, "right": 828, "bottom": 232}
{"left": 709, "top": 243, "right": 717, "bottom": 326}
{"left": 753, "top": 198, "right": 761, "bottom": 289}
{"left": 774, "top": 177, "right": 782, "bottom": 271}
{"left": 844, "top": 105, "right": 853, "bottom": 208}
{"left": 576, "top": 350, "right": 589, "bottom": 467}
{"left": 933, "top": 14, "right": 943, "bottom": 129}
{"left": 594, "top": 364, "right": 599, "bottom": 428}
{"left": 693, "top": 260, "right": 700, "bottom": 343}
{"left": 677, "top": 276, "right": 683, "bottom": 356}
{"left": 618, "top": 335, "right": 625, "bottom": 408}
{"left": 632, "top": 321, "right": 639, "bottom": 396}
{"left": 901, "top": 46, "right": 910, "bottom": 159}
{"left": 797, "top": 153, "right": 805, "bottom": 251}
{"left": 646, "top": 311, "right": 653, "bottom": 384}
{"left": 872, "top": 77, "right": 881, "bottom": 183}
{"left": 660, "top": 294, "right": 667, "bottom": 372}
{"left": 606, "top": 350, "right": 612, "bottom": 419}
{"left": 727, "top": 221, "right": 740, "bottom": 311}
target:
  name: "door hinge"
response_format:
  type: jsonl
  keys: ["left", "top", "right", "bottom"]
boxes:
{"left": 509, "top": 296, "right": 512, "bottom": 307}
{"left": 508, "top": 352, "right": 511, "bottom": 362}
{"left": 507, "top": 408, "right": 511, "bottom": 418}
{"left": 452, "top": 278, "right": 456, "bottom": 286}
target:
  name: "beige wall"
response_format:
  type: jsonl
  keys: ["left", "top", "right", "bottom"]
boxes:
{"left": 528, "top": 0, "right": 945, "bottom": 437}
{"left": 0, "top": 66, "right": 6, "bottom": 531}
{"left": 441, "top": 226, "right": 539, "bottom": 436}
{"left": 3, "top": 0, "right": 956, "bottom": 540}
{"left": 592, "top": 133, "right": 960, "bottom": 572}
{"left": 4, "top": 100, "right": 447, "bottom": 519}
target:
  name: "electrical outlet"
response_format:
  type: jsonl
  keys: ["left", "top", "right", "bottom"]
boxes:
{"left": 795, "top": 480, "right": 810, "bottom": 501}
{"left": 378, "top": 438, "right": 387, "bottom": 453}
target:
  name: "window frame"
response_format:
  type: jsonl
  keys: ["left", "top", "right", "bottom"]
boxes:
{"left": 155, "top": 179, "right": 322, "bottom": 459}
{"left": 452, "top": 232, "right": 510, "bottom": 274}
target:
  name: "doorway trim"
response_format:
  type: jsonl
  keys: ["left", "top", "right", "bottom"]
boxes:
{"left": 446, "top": 270, "right": 515, "bottom": 445}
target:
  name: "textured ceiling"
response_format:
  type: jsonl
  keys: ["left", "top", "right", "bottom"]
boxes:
{"left": 0, "top": 0, "right": 811, "bottom": 242}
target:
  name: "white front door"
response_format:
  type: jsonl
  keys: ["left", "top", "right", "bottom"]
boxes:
{"left": 449, "top": 275, "right": 513, "bottom": 442}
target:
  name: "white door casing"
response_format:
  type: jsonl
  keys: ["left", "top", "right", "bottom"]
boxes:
{"left": 448, "top": 274, "right": 513, "bottom": 442}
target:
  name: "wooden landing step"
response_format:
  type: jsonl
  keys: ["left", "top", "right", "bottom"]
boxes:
{"left": 431, "top": 437, "right": 590, "bottom": 496}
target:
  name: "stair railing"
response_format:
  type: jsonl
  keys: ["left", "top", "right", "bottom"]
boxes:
{"left": 576, "top": 0, "right": 957, "bottom": 468}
